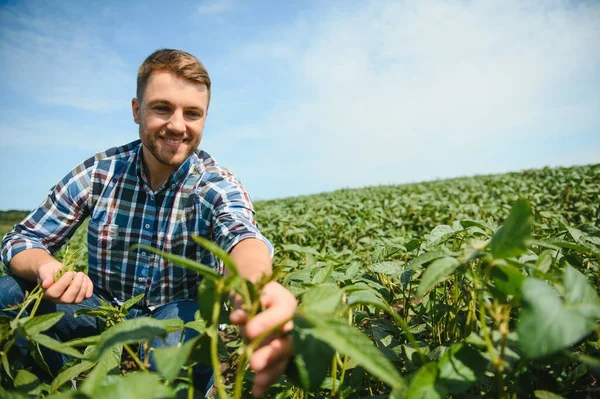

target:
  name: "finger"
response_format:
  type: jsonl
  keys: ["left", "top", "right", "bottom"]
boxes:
{"left": 230, "top": 308, "right": 248, "bottom": 324}
{"left": 252, "top": 357, "right": 289, "bottom": 398}
{"left": 40, "top": 274, "right": 55, "bottom": 289}
{"left": 229, "top": 291, "right": 246, "bottom": 310}
{"left": 44, "top": 271, "right": 75, "bottom": 299}
{"left": 245, "top": 304, "right": 294, "bottom": 340}
{"left": 60, "top": 272, "right": 85, "bottom": 303}
{"left": 39, "top": 266, "right": 60, "bottom": 289}
{"left": 250, "top": 336, "right": 293, "bottom": 372}
{"left": 75, "top": 277, "right": 88, "bottom": 303}
{"left": 85, "top": 276, "right": 94, "bottom": 298}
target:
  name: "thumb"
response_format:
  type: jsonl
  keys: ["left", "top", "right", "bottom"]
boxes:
{"left": 38, "top": 267, "right": 57, "bottom": 289}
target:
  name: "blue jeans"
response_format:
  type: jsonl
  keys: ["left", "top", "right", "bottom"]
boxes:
{"left": 0, "top": 274, "right": 213, "bottom": 395}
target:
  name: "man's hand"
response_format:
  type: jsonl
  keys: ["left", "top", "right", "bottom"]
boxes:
{"left": 230, "top": 280, "right": 297, "bottom": 398}
{"left": 38, "top": 261, "right": 94, "bottom": 304}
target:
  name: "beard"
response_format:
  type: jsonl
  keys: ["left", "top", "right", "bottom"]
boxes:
{"left": 140, "top": 127, "right": 201, "bottom": 168}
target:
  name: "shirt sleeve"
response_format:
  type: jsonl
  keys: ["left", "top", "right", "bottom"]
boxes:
{"left": 210, "top": 173, "right": 273, "bottom": 257}
{"left": 1, "top": 161, "right": 93, "bottom": 270}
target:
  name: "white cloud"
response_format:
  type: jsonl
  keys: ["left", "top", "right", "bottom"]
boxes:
{"left": 213, "top": 0, "right": 600, "bottom": 196}
{"left": 0, "top": 3, "right": 133, "bottom": 113}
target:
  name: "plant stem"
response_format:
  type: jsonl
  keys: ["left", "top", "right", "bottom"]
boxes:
{"left": 233, "top": 350, "right": 247, "bottom": 399}
{"left": 211, "top": 280, "right": 228, "bottom": 399}
{"left": 331, "top": 353, "right": 338, "bottom": 396}
{"left": 187, "top": 366, "right": 194, "bottom": 399}
{"left": 124, "top": 344, "right": 147, "bottom": 371}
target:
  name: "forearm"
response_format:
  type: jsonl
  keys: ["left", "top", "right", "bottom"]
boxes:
{"left": 9, "top": 248, "right": 60, "bottom": 283}
{"left": 229, "top": 238, "right": 272, "bottom": 282}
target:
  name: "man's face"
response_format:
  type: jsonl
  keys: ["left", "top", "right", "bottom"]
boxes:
{"left": 132, "top": 70, "right": 209, "bottom": 176}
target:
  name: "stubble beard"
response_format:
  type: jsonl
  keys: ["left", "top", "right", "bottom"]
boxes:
{"left": 141, "top": 128, "right": 200, "bottom": 168}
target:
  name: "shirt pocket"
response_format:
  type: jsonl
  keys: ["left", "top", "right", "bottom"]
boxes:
{"left": 88, "top": 221, "right": 121, "bottom": 251}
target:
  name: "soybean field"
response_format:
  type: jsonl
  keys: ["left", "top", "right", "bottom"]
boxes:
{"left": 1, "top": 163, "right": 599, "bottom": 398}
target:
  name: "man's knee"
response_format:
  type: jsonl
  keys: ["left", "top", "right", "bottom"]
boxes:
{"left": 0, "top": 274, "right": 32, "bottom": 311}
{"left": 152, "top": 299, "right": 199, "bottom": 323}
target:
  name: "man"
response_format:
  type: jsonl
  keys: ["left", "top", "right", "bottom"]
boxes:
{"left": 0, "top": 49, "right": 296, "bottom": 397}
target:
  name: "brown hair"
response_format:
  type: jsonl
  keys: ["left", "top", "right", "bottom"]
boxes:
{"left": 137, "top": 49, "right": 211, "bottom": 104}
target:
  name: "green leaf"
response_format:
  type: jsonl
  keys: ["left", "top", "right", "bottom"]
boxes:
{"left": 460, "top": 219, "right": 494, "bottom": 232}
{"left": 490, "top": 198, "right": 532, "bottom": 259}
{"left": 155, "top": 335, "right": 201, "bottom": 382}
{"left": 197, "top": 278, "right": 220, "bottom": 326}
{"left": 290, "top": 317, "right": 335, "bottom": 391}
{"left": 490, "top": 263, "right": 525, "bottom": 301}
{"left": 91, "top": 317, "right": 179, "bottom": 360}
{"left": 301, "top": 284, "right": 343, "bottom": 314}
{"left": 132, "top": 243, "right": 221, "bottom": 280}
{"left": 0, "top": 391, "right": 30, "bottom": 399}
{"left": 281, "top": 244, "right": 321, "bottom": 256}
{"left": 536, "top": 239, "right": 600, "bottom": 257}
{"left": 564, "top": 265, "right": 600, "bottom": 319}
{"left": 565, "top": 351, "right": 600, "bottom": 375}
{"left": 22, "top": 313, "right": 64, "bottom": 336}
{"left": 534, "top": 390, "right": 564, "bottom": 399}
{"left": 312, "top": 263, "right": 334, "bottom": 284}
{"left": 61, "top": 335, "right": 100, "bottom": 347}
{"left": 345, "top": 288, "right": 389, "bottom": 311}
{"left": 50, "top": 359, "right": 97, "bottom": 392}
{"left": 80, "top": 345, "right": 122, "bottom": 395}
{"left": 300, "top": 313, "right": 404, "bottom": 390}
{"left": 405, "top": 250, "right": 446, "bottom": 272}
{"left": 191, "top": 234, "right": 239, "bottom": 276}
{"left": 437, "top": 343, "right": 487, "bottom": 393}
{"left": 121, "top": 293, "right": 145, "bottom": 312}
{"left": 517, "top": 278, "right": 595, "bottom": 358}
{"left": 184, "top": 319, "right": 207, "bottom": 334}
{"left": 406, "top": 362, "right": 447, "bottom": 399}
{"left": 1, "top": 340, "right": 13, "bottom": 380}
{"left": 14, "top": 369, "right": 40, "bottom": 393}
{"left": 426, "top": 225, "right": 455, "bottom": 247}
{"left": 91, "top": 372, "right": 173, "bottom": 399}
{"left": 535, "top": 250, "right": 554, "bottom": 273}
{"left": 416, "top": 257, "right": 460, "bottom": 297}
{"left": 367, "top": 261, "right": 403, "bottom": 275}
{"left": 30, "top": 334, "right": 86, "bottom": 359}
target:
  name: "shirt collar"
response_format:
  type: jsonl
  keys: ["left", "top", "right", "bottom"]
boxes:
{"left": 135, "top": 143, "right": 197, "bottom": 193}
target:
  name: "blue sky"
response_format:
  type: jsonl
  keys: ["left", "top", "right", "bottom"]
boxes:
{"left": 0, "top": 0, "right": 599, "bottom": 210}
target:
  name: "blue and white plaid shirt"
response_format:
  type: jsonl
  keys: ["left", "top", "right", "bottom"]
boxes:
{"left": 1, "top": 140, "right": 272, "bottom": 307}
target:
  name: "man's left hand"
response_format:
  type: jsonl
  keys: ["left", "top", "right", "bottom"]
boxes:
{"left": 230, "top": 280, "right": 297, "bottom": 397}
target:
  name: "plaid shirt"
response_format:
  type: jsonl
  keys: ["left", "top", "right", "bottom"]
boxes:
{"left": 1, "top": 140, "right": 272, "bottom": 307}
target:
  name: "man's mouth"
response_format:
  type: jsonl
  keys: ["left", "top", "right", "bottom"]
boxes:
{"left": 161, "top": 137, "right": 185, "bottom": 145}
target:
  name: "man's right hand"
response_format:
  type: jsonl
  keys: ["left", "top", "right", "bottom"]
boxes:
{"left": 38, "top": 261, "right": 94, "bottom": 304}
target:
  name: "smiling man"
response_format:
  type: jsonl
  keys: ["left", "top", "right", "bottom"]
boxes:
{"left": 0, "top": 49, "right": 296, "bottom": 397}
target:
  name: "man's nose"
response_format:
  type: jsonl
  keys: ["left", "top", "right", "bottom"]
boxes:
{"left": 167, "top": 110, "right": 186, "bottom": 133}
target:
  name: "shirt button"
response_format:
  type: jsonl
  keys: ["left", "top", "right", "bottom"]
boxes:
{"left": 141, "top": 251, "right": 147, "bottom": 257}
{"left": 171, "top": 184, "right": 176, "bottom": 190}
{"left": 145, "top": 223, "right": 150, "bottom": 229}
{"left": 138, "top": 277, "right": 144, "bottom": 283}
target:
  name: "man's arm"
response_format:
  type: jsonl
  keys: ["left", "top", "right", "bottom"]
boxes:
{"left": 229, "top": 238, "right": 272, "bottom": 281}
{"left": 229, "top": 238, "right": 297, "bottom": 398}
{"left": 2, "top": 159, "right": 95, "bottom": 304}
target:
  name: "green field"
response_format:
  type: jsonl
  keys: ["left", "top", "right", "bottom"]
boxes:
{"left": 1, "top": 163, "right": 599, "bottom": 398}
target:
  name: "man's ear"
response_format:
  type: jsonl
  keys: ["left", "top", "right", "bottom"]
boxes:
{"left": 132, "top": 98, "right": 140, "bottom": 124}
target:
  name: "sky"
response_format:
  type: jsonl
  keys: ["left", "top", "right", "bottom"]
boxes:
{"left": 0, "top": 0, "right": 599, "bottom": 210}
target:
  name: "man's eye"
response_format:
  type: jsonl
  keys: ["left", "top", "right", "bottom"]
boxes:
{"left": 153, "top": 106, "right": 169, "bottom": 113}
{"left": 186, "top": 111, "right": 203, "bottom": 119}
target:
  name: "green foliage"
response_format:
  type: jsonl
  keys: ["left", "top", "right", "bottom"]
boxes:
{"left": 1, "top": 163, "right": 599, "bottom": 398}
